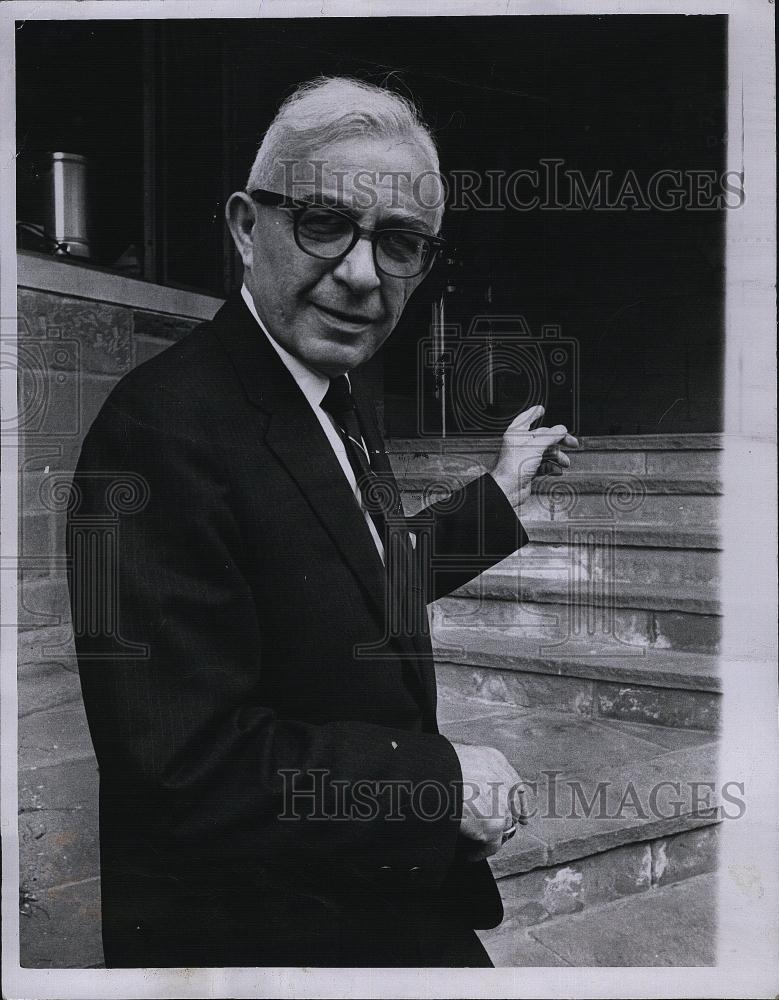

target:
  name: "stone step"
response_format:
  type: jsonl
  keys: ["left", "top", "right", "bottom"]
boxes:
{"left": 452, "top": 567, "right": 720, "bottom": 616}
{"left": 387, "top": 433, "right": 723, "bottom": 477}
{"left": 438, "top": 702, "right": 721, "bottom": 885}
{"left": 481, "top": 870, "right": 717, "bottom": 966}
{"left": 433, "top": 594, "right": 721, "bottom": 654}
{"left": 19, "top": 876, "right": 103, "bottom": 969}
{"left": 434, "top": 624, "right": 722, "bottom": 692}
{"left": 436, "top": 567, "right": 721, "bottom": 654}
{"left": 434, "top": 628, "right": 720, "bottom": 729}
{"left": 412, "top": 486, "right": 720, "bottom": 527}
{"left": 440, "top": 704, "right": 720, "bottom": 965}
{"left": 399, "top": 472, "right": 721, "bottom": 525}
{"left": 496, "top": 536, "right": 719, "bottom": 589}
{"left": 523, "top": 520, "right": 720, "bottom": 549}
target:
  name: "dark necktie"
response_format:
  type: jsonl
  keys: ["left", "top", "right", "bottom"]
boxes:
{"left": 320, "top": 374, "right": 387, "bottom": 536}
{"left": 321, "top": 375, "right": 426, "bottom": 643}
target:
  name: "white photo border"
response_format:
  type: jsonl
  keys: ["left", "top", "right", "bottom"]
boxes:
{"left": 1, "top": 2, "right": 776, "bottom": 997}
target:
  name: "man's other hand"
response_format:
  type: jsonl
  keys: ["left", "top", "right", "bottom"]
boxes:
{"left": 451, "top": 742, "right": 528, "bottom": 861}
{"left": 490, "top": 404, "right": 579, "bottom": 511}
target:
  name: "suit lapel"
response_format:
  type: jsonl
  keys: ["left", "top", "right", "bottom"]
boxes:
{"left": 211, "top": 294, "right": 436, "bottom": 721}
{"left": 211, "top": 296, "right": 387, "bottom": 617}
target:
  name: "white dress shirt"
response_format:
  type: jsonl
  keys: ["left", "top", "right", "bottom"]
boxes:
{"left": 240, "top": 284, "right": 386, "bottom": 562}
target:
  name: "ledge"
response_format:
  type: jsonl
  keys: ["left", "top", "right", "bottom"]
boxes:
{"left": 17, "top": 252, "right": 224, "bottom": 321}
{"left": 386, "top": 434, "right": 724, "bottom": 452}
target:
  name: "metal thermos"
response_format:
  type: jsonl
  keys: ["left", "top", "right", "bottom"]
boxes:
{"left": 43, "top": 152, "right": 90, "bottom": 258}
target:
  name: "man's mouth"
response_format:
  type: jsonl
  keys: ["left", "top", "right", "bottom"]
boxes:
{"left": 311, "top": 303, "right": 380, "bottom": 328}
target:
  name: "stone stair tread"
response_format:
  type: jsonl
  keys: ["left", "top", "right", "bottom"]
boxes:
{"left": 398, "top": 471, "right": 723, "bottom": 494}
{"left": 482, "top": 871, "right": 717, "bottom": 966}
{"left": 451, "top": 568, "right": 721, "bottom": 615}
{"left": 439, "top": 704, "right": 719, "bottom": 881}
{"left": 521, "top": 520, "right": 720, "bottom": 549}
{"left": 433, "top": 625, "right": 721, "bottom": 691}
{"left": 386, "top": 433, "right": 723, "bottom": 452}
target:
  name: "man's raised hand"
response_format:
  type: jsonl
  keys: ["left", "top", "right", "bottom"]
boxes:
{"left": 490, "top": 404, "right": 579, "bottom": 511}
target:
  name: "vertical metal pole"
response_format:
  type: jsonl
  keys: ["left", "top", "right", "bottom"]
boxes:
{"left": 220, "top": 35, "right": 235, "bottom": 296}
{"left": 440, "top": 291, "right": 446, "bottom": 439}
{"left": 142, "top": 23, "right": 157, "bottom": 283}
{"left": 485, "top": 284, "right": 494, "bottom": 407}
{"left": 432, "top": 293, "right": 446, "bottom": 439}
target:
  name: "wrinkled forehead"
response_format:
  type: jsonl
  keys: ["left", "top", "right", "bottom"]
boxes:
{"left": 267, "top": 134, "right": 444, "bottom": 233}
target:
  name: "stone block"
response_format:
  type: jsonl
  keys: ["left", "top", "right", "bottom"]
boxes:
{"left": 19, "top": 877, "right": 104, "bottom": 969}
{"left": 528, "top": 872, "right": 716, "bottom": 966}
{"left": 435, "top": 661, "right": 594, "bottom": 716}
{"left": 525, "top": 539, "right": 720, "bottom": 588}
{"left": 18, "top": 572, "right": 71, "bottom": 632}
{"left": 19, "top": 511, "right": 64, "bottom": 576}
{"left": 596, "top": 680, "right": 721, "bottom": 730}
{"left": 19, "top": 624, "right": 76, "bottom": 667}
{"left": 436, "top": 694, "right": 523, "bottom": 726}
{"left": 653, "top": 610, "right": 721, "bottom": 654}
{"left": 16, "top": 351, "right": 82, "bottom": 440}
{"left": 18, "top": 288, "right": 134, "bottom": 376}
{"left": 589, "top": 717, "right": 716, "bottom": 751}
{"left": 497, "top": 839, "right": 653, "bottom": 926}
{"left": 433, "top": 624, "right": 720, "bottom": 693}
{"left": 549, "top": 743, "right": 719, "bottom": 848}
{"left": 479, "top": 924, "right": 571, "bottom": 967}
{"left": 132, "top": 309, "right": 199, "bottom": 343}
{"left": 19, "top": 657, "right": 81, "bottom": 718}
{"left": 651, "top": 823, "right": 720, "bottom": 886}
{"left": 19, "top": 701, "right": 95, "bottom": 771}
{"left": 525, "top": 745, "right": 721, "bottom": 871}
{"left": 19, "top": 756, "right": 99, "bottom": 891}
{"left": 566, "top": 450, "right": 647, "bottom": 473}
{"left": 526, "top": 519, "right": 720, "bottom": 551}
{"left": 17, "top": 372, "right": 116, "bottom": 486}
{"left": 435, "top": 596, "right": 721, "bottom": 655}
{"left": 646, "top": 450, "right": 721, "bottom": 474}
{"left": 440, "top": 709, "right": 666, "bottom": 789}
{"left": 521, "top": 490, "right": 720, "bottom": 526}
{"left": 487, "top": 832, "right": 549, "bottom": 879}
{"left": 465, "top": 565, "right": 721, "bottom": 616}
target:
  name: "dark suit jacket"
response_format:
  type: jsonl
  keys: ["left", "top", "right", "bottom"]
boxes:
{"left": 67, "top": 292, "right": 528, "bottom": 967}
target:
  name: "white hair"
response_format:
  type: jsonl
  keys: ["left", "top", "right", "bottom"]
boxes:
{"left": 245, "top": 76, "right": 442, "bottom": 219}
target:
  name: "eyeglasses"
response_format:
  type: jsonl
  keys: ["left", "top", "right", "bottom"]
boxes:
{"left": 249, "top": 188, "right": 446, "bottom": 279}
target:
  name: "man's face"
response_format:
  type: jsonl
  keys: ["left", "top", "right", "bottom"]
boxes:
{"left": 242, "top": 135, "right": 442, "bottom": 376}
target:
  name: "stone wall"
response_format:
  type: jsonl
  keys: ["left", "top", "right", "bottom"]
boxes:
{"left": 16, "top": 284, "right": 213, "bottom": 968}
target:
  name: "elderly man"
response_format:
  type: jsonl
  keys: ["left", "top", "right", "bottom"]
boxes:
{"left": 69, "top": 76, "right": 577, "bottom": 968}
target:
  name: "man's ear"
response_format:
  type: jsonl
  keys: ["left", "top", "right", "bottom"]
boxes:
{"left": 225, "top": 192, "right": 256, "bottom": 269}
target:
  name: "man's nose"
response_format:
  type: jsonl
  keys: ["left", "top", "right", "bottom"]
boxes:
{"left": 332, "top": 236, "right": 382, "bottom": 294}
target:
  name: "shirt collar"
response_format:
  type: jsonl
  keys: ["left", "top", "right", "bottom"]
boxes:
{"left": 241, "top": 283, "right": 344, "bottom": 408}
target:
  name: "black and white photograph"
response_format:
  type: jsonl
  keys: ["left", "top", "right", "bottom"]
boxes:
{"left": 1, "top": 1, "right": 776, "bottom": 997}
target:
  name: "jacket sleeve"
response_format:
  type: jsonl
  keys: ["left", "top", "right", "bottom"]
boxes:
{"left": 67, "top": 387, "right": 463, "bottom": 886}
{"left": 405, "top": 472, "right": 529, "bottom": 605}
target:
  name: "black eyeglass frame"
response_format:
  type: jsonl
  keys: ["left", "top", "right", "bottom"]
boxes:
{"left": 249, "top": 188, "right": 447, "bottom": 279}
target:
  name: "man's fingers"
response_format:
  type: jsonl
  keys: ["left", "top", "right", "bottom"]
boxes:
{"left": 508, "top": 783, "right": 529, "bottom": 826}
{"left": 508, "top": 404, "right": 545, "bottom": 433}
{"left": 543, "top": 447, "right": 570, "bottom": 467}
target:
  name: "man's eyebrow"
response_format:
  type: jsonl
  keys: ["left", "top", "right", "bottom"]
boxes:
{"left": 379, "top": 211, "right": 436, "bottom": 235}
{"left": 293, "top": 193, "right": 436, "bottom": 235}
